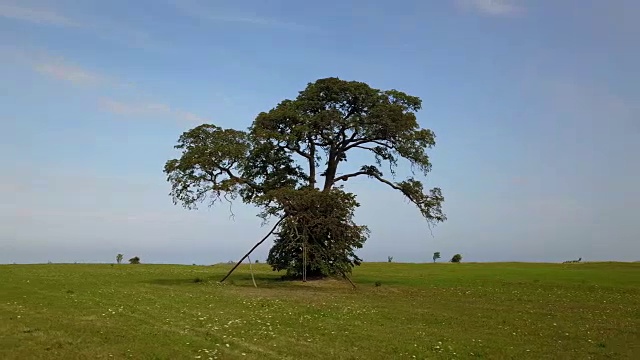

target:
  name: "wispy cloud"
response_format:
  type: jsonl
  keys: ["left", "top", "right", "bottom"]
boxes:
{"left": 456, "top": 0, "right": 524, "bottom": 17}
{"left": 0, "top": 180, "right": 28, "bottom": 193}
{"left": 99, "top": 98, "right": 172, "bottom": 116}
{"left": 0, "top": 2, "right": 157, "bottom": 49}
{"left": 0, "top": 2, "right": 80, "bottom": 27}
{"left": 10, "top": 207, "right": 174, "bottom": 223}
{"left": 169, "top": 0, "right": 317, "bottom": 32}
{"left": 546, "top": 79, "right": 639, "bottom": 131}
{"left": 100, "top": 98, "right": 210, "bottom": 124}
{"left": 34, "top": 61, "right": 104, "bottom": 86}
{"left": 14, "top": 49, "right": 209, "bottom": 125}
{"left": 176, "top": 110, "right": 209, "bottom": 124}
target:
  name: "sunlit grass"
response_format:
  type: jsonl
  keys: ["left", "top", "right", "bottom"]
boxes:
{"left": 1, "top": 262, "right": 638, "bottom": 359}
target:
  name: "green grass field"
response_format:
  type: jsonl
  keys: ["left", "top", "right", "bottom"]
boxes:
{"left": 1, "top": 262, "right": 638, "bottom": 359}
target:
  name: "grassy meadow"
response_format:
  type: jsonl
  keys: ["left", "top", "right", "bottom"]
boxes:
{"left": 1, "top": 262, "right": 638, "bottom": 359}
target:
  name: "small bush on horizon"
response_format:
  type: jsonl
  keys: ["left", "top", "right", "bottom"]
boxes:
{"left": 129, "top": 256, "right": 140, "bottom": 264}
{"left": 563, "top": 257, "right": 583, "bottom": 264}
{"left": 451, "top": 254, "right": 462, "bottom": 263}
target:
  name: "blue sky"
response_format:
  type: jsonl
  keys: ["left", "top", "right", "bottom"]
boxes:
{"left": 1, "top": 0, "right": 638, "bottom": 264}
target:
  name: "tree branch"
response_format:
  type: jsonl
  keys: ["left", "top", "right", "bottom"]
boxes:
{"left": 278, "top": 143, "right": 312, "bottom": 160}
{"left": 351, "top": 145, "right": 373, "bottom": 151}
{"left": 220, "top": 215, "right": 287, "bottom": 283}
{"left": 218, "top": 166, "right": 262, "bottom": 191}
{"left": 333, "top": 171, "right": 370, "bottom": 183}
{"left": 334, "top": 170, "right": 442, "bottom": 222}
{"left": 342, "top": 138, "right": 389, "bottom": 152}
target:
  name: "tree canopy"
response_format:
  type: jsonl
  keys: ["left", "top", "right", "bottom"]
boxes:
{"left": 164, "top": 77, "right": 446, "bottom": 279}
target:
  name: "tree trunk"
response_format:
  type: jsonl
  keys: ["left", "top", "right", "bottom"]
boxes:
{"left": 308, "top": 138, "right": 316, "bottom": 188}
{"left": 322, "top": 150, "right": 338, "bottom": 191}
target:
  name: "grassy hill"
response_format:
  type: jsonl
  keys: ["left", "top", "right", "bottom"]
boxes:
{"left": 1, "top": 262, "right": 638, "bottom": 359}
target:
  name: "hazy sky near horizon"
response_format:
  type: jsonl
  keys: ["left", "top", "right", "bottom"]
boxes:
{"left": 1, "top": 0, "right": 638, "bottom": 265}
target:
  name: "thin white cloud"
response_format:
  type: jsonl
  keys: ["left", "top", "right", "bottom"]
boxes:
{"left": 9, "top": 207, "right": 178, "bottom": 223}
{"left": 456, "top": 0, "right": 523, "bottom": 17}
{"left": 546, "top": 79, "right": 639, "bottom": 131}
{"left": 34, "top": 61, "right": 104, "bottom": 86}
{"left": 0, "top": 2, "right": 157, "bottom": 49}
{"left": 0, "top": 2, "right": 80, "bottom": 27}
{"left": 0, "top": 180, "right": 28, "bottom": 193}
{"left": 15, "top": 49, "right": 208, "bottom": 125}
{"left": 100, "top": 98, "right": 210, "bottom": 124}
{"left": 169, "top": 0, "right": 317, "bottom": 32}
{"left": 176, "top": 110, "right": 209, "bottom": 124}
{"left": 99, "top": 98, "right": 172, "bottom": 116}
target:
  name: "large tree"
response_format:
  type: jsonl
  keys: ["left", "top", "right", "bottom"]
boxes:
{"left": 164, "top": 77, "right": 446, "bottom": 280}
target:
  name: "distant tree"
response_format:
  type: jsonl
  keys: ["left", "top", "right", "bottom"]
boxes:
{"left": 255, "top": 259, "right": 260, "bottom": 264}
{"left": 433, "top": 251, "right": 441, "bottom": 263}
{"left": 388, "top": 256, "right": 394, "bottom": 263}
{"left": 450, "top": 254, "right": 462, "bottom": 263}
{"left": 129, "top": 256, "right": 141, "bottom": 264}
{"left": 116, "top": 254, "right": 124, "bottom": 264}
{"left": 164, "top": 77, "right": 446, "bottom": 281}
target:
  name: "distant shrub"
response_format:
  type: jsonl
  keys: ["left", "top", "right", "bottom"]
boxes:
{"left": 116, "top": 254, "right": 124, "bottom": 264}
{"left": 375, "top": 281, "right": 382, "bottom": 287}
{"left": 255, "top": 259, "right": 259, "bottom": 264}
{"left": 433, "top": 251, "right": 441, "bottom": 263}
{"left": 563, "top": 257, "right": 582, "bottom": 264}
{"left": 450, "top": 254, "right": 462, "bottom": 263}
{"left": 129, "top": 256, "right": 141, "bottom": 264}
{"left": 193, "top": 277, "right": 204, "bottom": 283}
{"left": 387, "top": 256, "right": 393, "bottom": 263}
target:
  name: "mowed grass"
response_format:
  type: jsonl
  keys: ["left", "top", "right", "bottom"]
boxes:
{"left": 1, "top": 262, "right": 638, "bottom": 359}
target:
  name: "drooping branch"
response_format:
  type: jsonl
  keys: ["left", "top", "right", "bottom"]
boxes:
{"left": 333, "top": 165, "right": 445, "bottom": 224}
{"left": 369, "top": 174, "right": 446, "bottom": 224}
